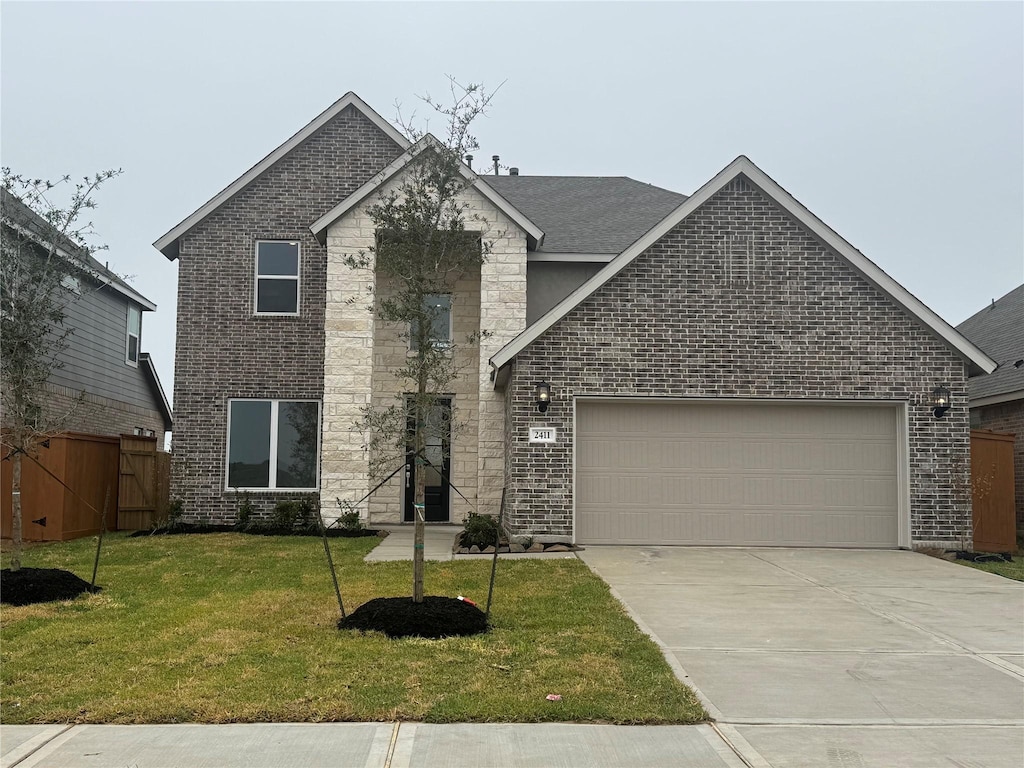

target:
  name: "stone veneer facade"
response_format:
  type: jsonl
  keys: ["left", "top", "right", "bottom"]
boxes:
{"left": 503, "top": 176, "right": 973, "bottom": 547}
{"left": 322, "top": 177, "right": 527, "bottom": 524}
{"left": 170, "top": 105, "right": 404, "bottom": 522}
{"left": 972, "top": 400, "right": 1024, "bottom": 526}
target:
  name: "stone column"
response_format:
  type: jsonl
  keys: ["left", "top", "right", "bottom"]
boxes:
{"left": 321, "top": 216, "right": 376, "bottom": 522}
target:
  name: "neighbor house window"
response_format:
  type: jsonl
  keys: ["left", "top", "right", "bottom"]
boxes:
{"left": 126, "top": 305, "right": 141, "bottom": 365}
{"left": 226, "top": 399, "right": 319, "bottom": 490}
{"left": 410, "top": 293, "right": 452, "bottom": 350}
{"left": 255, "top": 240, "right": 300, "bottom": 315}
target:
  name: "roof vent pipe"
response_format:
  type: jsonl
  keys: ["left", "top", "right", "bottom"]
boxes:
{"left": 510, "top": 167, "right": 519, "bottom": 176}
{"left": 465, "top": 154, "right": 473, "bottom": 170}
{"left": 492, "top": 155, "right": 500, "bottom": 175}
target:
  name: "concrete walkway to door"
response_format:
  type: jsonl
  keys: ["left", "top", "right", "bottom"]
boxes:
{"left": 363, "top": 525, "right": 463, "bottom": 562}
{"left": 580, "top": 546, "right": 1024, "bottom": 767}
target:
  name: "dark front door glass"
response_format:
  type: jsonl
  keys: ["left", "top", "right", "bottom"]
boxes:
{"left": 404, "top": 398, "right": 452, "bottom": 522}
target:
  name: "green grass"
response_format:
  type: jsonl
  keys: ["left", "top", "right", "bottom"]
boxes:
{"left": 1, "top": 533, "right": 705, "bottom": 725}
{"left": 956, "top": 556, "right": 1024, "bottom": 581}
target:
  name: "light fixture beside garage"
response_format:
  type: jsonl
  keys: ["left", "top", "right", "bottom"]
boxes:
{"left": 535, "top": 382, "right": 552, "bottom": 413}
{"left": 931, "top": 385, "right": 951, "bottom": 419}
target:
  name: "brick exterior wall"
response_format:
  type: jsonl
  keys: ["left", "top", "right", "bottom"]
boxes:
{"left": 171, "top": 104, "right": 404, "bottom": 522}
{"left": 43, "top": 383, "right": 167, "bottom": 440}
{"left": 504, "top": 176, "right": 972, "bottom": 546}
{"left": 973, "top": 400, "right": 1024, "bottom": 525}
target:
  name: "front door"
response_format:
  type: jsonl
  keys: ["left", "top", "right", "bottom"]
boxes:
{"left": 404, "top": 398, "right": 452, "bottom": 523}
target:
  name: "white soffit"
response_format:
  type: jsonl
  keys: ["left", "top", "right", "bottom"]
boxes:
{"left": 153, "top": 92, "right": 409, "bottom": 260}
{"left": 490, "top": 155, "right": 998, "bottom": 377}
{"left": 309, "top": 134, "right": 544, "bottom": 247}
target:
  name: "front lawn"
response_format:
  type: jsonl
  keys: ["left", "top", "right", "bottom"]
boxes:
{"left": 957, "top": 555, "right": 1024, "bottom": 581}
{"left": 1, "top": 533, "right": 704, "bottom": 725}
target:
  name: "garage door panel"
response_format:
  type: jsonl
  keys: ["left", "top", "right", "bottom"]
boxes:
{"left": 576, "top": 401, "right": 900, "bottom": 547}
{"left": 661, "top": 440, "right": 699, "bottom": 469}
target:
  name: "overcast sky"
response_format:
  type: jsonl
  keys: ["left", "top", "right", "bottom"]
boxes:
{"left": 2, "top": 1, "right": 1021, "bottom": 405}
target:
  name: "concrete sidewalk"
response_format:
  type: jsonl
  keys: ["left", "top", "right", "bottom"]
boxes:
{"left": 1, "top": 722, "right": 747, "bottom": 768}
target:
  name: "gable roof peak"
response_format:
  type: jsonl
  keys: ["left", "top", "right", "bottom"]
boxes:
{"left": 153, "top": 92, "right": 409, "bottom": 261}
{"left": 489, "top": 154, "right": 996, "bottom": 377}
{"left": 309, "top": 134, "right": 544, "bottom": 248}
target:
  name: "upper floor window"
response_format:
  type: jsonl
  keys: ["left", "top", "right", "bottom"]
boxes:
{"left": 410, "top": 293, "right": 452, "bottom": 350}
{"left": 126, "top": 305, "right": 141, "bottom": 365}
{"left": 255, "top": 240, "right": 300, "bottom": 315}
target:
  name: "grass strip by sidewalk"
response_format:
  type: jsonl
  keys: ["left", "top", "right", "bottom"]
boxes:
{"left": 1, "top": 533, "right": 705, "bottom": 725}
{"left": 956, "top": 556, "right": 1024, "bottom": 581}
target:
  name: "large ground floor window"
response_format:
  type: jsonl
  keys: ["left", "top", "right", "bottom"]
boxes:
{"left": 226, "top": 399, "right": 320, "bottom": 490}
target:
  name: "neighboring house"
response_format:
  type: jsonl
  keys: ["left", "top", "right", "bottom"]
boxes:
{"left": 957, "top": 285, "right": 1024, "bottom": 525}
{"left": 155, "top": 92, "right": 996, "bottom": 549}
{"left": 1, "top": 188, "right": 173, "bottom": 442}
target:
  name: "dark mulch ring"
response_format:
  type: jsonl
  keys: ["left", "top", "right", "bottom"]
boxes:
{"left": 1, "top": 567, "right": 100, "bottom": 606}
{"left": 130, "top": 522, "right": 384, "bottom": 538}
{"left": 338, "top": 596, "right": 489, "bottom": 639}
{"left": 949, "top": 550, "right": 1015, "bottom": 563}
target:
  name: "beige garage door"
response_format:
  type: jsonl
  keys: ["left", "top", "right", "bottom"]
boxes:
{"left": 576, "top": 400, "right": 900, "bottom": 547}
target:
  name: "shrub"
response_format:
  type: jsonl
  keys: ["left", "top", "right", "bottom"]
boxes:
{"left": 235, "top": 490, "right": 254, "bottom": 529}
{"left": 335, "top": 498, "right": 364, "bottom": 532}
{"left": 271, "top": 500, "right": 303, "bottom": 531}
{"left": 166, "top": 497, "right": 184, "bottom": 523}
{"left": 461, "top": 512, "right": 500, "bottom": 549}
{"left": 338, "top": 511, "right": 363, "bottom": 531}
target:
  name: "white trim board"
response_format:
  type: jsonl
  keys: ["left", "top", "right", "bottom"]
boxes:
{"left": 154, "top": 92, "right": 409, "bottom": 260}
{"left": 527, "top": 252, "right": 615, "bottom": 263}
{"left": 4, "top": 216, "right": 157, "bottom": 311}
{"left": 969, "top": 390, "right": 1024, "bottom": 408}
{"left": 309, "top": 134, "right": 544, "bottom": 248}
{"left": 140, "top": 353, "right": 174, "bottom": 428}
{"left": 489, "top": 155, "right": 997, "bottom": 377}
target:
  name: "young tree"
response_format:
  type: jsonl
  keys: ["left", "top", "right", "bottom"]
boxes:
{"left": 1, "top": 168, "right": 122, "bottom": 570}
{"left": 345, "top": 79, "right": 496, "bottom": 602}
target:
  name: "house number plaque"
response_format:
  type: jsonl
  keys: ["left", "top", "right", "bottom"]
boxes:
{"left": 528, "top": 427, "right": 557, "bottom": 444}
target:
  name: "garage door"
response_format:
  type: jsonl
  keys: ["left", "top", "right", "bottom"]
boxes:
{"left": 576, "top": 400, "right": 900, "bottom": 547}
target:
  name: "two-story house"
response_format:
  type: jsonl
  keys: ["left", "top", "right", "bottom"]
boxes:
{"left": 156, "top": 92, "right": 996, "bottom": 549}
{"left": 2, "top": 188, "right": 172, "bottom": 442}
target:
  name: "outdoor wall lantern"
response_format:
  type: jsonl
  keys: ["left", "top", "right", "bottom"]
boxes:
{"left": 535, "top": 382, "right": 552, "bottom": 414}
{"left": 931, "top": 385, "right": 951, "bottom": 419}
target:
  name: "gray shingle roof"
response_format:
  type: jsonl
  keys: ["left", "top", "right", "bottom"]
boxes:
{"left": 485, "top": 175, "right": 686, "bottom": 254}
{"left": 956, "top": 284, "right": 1024, "bottom": 402}
{"left": 1, "top": 187, "right": 147, "bottom": 304}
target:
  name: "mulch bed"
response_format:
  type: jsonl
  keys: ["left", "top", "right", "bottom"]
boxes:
{"left": 338, "top": 596, "right": 488, "bottom": 639}
{"left": 1, "top": 567, "right": 99, "bottom": 606}
{"left": 949, "top": 550, "right": 1014, "bottom": 563}
{"left": 130, "top": 522, "right": 383, "bottom": 538}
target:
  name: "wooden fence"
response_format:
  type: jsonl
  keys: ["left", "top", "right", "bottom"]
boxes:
{"left": 2, "top": 432, "right": 172, "bottom": 541}
{"left": 1, "top": 432, "right": 120, "bottom": 541}
{"left": 971, "top": 429, "right": 1017, "bottom": 553}
{"left": 117, "top": 435, "right": 171, "bottom": 530}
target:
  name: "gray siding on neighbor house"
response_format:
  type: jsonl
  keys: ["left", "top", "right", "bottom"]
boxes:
{"left": 504, "top": 176, "right": 973, "bottom": 545}
{"left": 170, "top": 103, "right": 405, "bottom": 523}
{"left": 49, "top": 283, "right": 161, "bottom": 414}
{"left": 526, "top": 261, "right": 604, "bottom": 325}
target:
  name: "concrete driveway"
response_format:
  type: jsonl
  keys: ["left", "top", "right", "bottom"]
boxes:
{"left": 580, "top": 547, "right": 1024, "bottom": 767}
